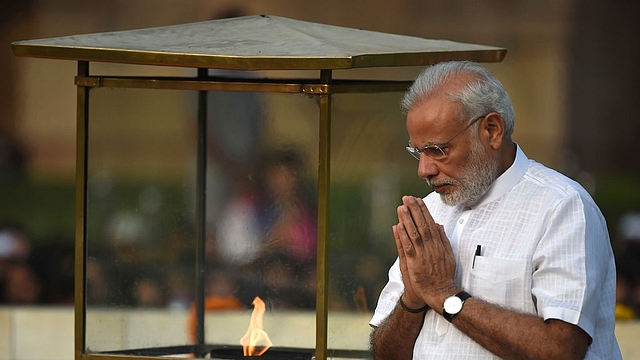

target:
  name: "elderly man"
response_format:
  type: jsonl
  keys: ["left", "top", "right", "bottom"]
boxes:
{"left": 369, "top": 61, "right": 621, "bottom": 359}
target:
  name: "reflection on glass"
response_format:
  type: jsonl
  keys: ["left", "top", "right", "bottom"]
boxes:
{"left": 211, "top": 146, "right": 317, "bottom": 310}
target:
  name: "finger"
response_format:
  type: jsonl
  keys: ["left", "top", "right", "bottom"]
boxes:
{"left": 393, "top": 224, "right": 412, "bottom": 284}
{"left": 405, "top": 199, "right": 452, "bottom": 268}
{"left": 393, "top": 225, "right": 424, "bottom": 306}
{"left": 413, "top": 196, "right": 438, "bottom": 228}
{"left": 397, "top": 204, "right": 423, "bottom": 247}
{"left": 402, "top": 196, "right": 434, "bottom": 243}
{"left": 392, "top": 224, "right": 405, "bottom": 258}
{"left": 432, "top": 224, "right": 457, "bottom": 283}
{"left": 436, "top": 224, "right": 454, "bottom": 258}
{"left": 394, "top": 221, "right": 417, "bottom": 258}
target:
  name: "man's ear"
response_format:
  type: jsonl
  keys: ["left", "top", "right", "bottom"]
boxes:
{"left": 483, "top": 113, "right": 505, "bottom": 150}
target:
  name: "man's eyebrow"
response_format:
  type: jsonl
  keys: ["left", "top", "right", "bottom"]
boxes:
{"left": 412, "top": 140, "right": 443, "bottom": 148}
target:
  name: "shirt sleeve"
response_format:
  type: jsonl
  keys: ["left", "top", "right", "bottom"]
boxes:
{"left": 531, "top": 190, "right": 611, "bottom": 339}
{"left": 369, "top": 258, "right": 403, "bottom": 327}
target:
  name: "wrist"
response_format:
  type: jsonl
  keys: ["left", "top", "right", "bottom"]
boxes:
{"left": 432, "top": 285, "right": 463, "bottom": 313}
{"left": 399, "top": 294, "right": 429, "bottom": 313}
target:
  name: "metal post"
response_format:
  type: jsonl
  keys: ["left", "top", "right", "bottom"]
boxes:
{"left": 315, "top": 69, "right": 332, "bottom": 360}
{"left": 74, "top": 60, "right": 89, "bottom": 360}
{"left": 195, "top": 68, "right": 208, "bottom": 357}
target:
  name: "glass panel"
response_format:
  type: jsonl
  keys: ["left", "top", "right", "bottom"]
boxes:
{"left": 85, "top": 87, "right": 197, "bottom": 353}
{"left": 83, "top": 83, "right": 416, "bottom": 357}
{"left": 327, "top": 92, "right": 424, "bottom": 353}
{"left": 204, "top": 92, "right": 319, "bottom": 354}
{"left": 84, "top": 87, "right": 320, "bottom": 356}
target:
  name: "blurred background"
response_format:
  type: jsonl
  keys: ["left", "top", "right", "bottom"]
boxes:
{"left": 1, "top": 0, "right": 640, "bottom": 356}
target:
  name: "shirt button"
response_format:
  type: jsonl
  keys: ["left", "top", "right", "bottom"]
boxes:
{"left": 459, "top": 218, "right": 464, "bottom": 224}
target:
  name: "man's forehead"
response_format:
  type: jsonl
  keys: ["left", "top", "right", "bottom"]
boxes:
{"left": 406, "top": 97, "right": 466, "bottom": 143}
{"left": 408, "top": 97, "right": 463, "bottom": 124}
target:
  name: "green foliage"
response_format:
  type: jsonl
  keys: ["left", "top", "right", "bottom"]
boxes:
{"left": 594, "top": 175, "right": 640, "bottom": 240}
{"left": 0, "top": 180, "right": 75, "bottom": 242}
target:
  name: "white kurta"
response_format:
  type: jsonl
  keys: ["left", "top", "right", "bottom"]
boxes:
{"left": 370, "top": 145, "right": 621, "bottom": 359}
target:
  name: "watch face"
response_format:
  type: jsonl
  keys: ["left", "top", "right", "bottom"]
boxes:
{"left": 444, "top": 296, "right": 463, "bottom": 314}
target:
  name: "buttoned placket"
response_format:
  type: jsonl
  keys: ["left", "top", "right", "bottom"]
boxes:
{"left": 436, "top": 209, "right": 472, "bottom": 336}
{"left": 448, "top": 210, "right": 471, "bottom": 259}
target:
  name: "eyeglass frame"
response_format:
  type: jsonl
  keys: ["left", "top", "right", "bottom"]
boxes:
{"left": 406, "top": 113, "right": 489, "bottom": 161}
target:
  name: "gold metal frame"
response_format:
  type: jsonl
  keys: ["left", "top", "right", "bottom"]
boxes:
{"left": 73, "top": 76, "right": 415, "bottom": 94}
{"left": 75, "top": 61, "right": 89, "bottom": 360}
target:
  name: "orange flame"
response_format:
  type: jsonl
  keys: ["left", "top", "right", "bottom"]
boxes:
{"left": 239, "top": 296, "right": 273, "bottom": 356}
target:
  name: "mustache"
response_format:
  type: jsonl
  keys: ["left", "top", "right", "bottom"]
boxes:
{"left": 426, "top": 177, "right": 454, "bottom": 188}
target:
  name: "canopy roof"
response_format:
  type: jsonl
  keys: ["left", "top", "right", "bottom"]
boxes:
{"left": 12, "top": 15, "right": 505, "bottom": 70}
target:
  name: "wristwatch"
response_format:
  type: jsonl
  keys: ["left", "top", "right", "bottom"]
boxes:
{"left": 442, "top": 291, "right": 472, "bottom": 322}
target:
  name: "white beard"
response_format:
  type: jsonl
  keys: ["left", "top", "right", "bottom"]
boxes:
{"left": 427, "top": 138, "right": 499, "bottom": 208}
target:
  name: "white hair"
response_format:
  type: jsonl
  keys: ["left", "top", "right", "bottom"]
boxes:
{"left": 401, "top": 61, "right": 515, "bottom": 137}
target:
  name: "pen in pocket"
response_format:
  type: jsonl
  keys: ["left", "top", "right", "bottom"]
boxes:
{"left": 472, "top": 245, "right": 482, "bottom": 268}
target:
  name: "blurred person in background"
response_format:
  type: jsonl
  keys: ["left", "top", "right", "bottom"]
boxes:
{"left": 132, "top": 271, "right": 166, "bottom": 308}
{"left": 0, "top": 134, "right": 27, "bottom": 183}
{"left": 0, "top": 225, "right": 41, "bottom": 304}
{"left": 86, "top": 258, "right": 111, "bottom": 306}
{"left": 254, "top": 147, "right": 317, "bottom": 309}
{"left": 2, "top": 263, "right": 41, "bottom": 304}
{"left": 215, "top": 146, "right": 317, "bottom": 309}
{"left": 29, "top": 237, "right": 75, "bottom": 305}
{"left": 256, "top": 147, "right": 317, "bottom": 265}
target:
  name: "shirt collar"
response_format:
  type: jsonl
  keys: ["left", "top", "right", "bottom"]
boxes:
{"left": 471, "top": 143, "right": 529, "bottom": 209}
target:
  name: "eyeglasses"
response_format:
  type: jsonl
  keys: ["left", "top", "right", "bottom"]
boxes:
{"left": 406, "top": 114, "right": 487, "bottom": 161}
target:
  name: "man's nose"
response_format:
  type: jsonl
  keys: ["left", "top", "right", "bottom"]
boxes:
{"left": 417, "top": 154, "right": 439, "bottom": 179}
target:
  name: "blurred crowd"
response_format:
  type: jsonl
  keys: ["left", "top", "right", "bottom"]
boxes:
{"left": 0, "top": 131, "right": 74, "bottom": 305}
{"left": 83, "top": 146, "right": 323, "bottom": 313}
{"left": 0, "top": 224, "right": 74, "bottom": 305}
{"left": 0, "top": 148, "right": 323, "bottom": 311}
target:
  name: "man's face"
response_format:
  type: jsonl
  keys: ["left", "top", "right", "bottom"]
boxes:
{"left": 406, "top": 98, "right": 499, "bottom": 208}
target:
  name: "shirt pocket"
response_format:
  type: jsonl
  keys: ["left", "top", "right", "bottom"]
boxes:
{"left": 468, "top": 256, "right": 527, "bottom": 307}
